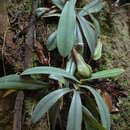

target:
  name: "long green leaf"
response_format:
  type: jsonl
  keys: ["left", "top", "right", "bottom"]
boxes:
{"left": 66, "top": 57, "right": 73, "bottom": 73}
{"left": 88, "top": 68, "right": 124, "bottom": 80}
{"left": 70, "top": 60, "right": 76, "bottom": 75}
{"left": 21, "top": 66, "right": 79, "bottom": 83}
{"left": 79, "top": 0, "right": 103, "bottom": 16}
{"left": 49, "top": 74, "right": 65, "bottom": 85}
{"left": 80, "top": 85, "right": 110, "bottom": 130}
{"left": 81, "top": 68, "right": 124, "bottom": 82}
{"left": 32, "top": 88, "right": 71, "bottom": 123}
{"left": 49, "top": 101, "right": 60, "bottom": 130}
{"left": 66, "top": 57, "right": 76, "bottom": 75}
{"left": 51, "top": 0, "right": 65, "bottom": 10}
{"left": 84, "top": 123, "right": 95, "bottom": 130}
{"left": 74, "top": 23, "right": 84, "bottom": 53}
{"left": 43, "top": 13, "right": 60, "bottom": 18}
{"left": 83, "top": 107, "right": 95, "bottom": 130}
{"left": 89, "top": 14, "right": 100, "bottom": 38}
{"left": 83, "top": 106, "right": 106, "bottom": 130}
{"left": 78, "top": 15, "right": 96, "bottom": 56}
{"left": 57, "top": 0, "right": 76, "bottom": 57}
{"left": 47, "top": 31, "right": 57, "bottom": 51}
{"left": 74, "top": 23, "right": 83, "bottom": 43}
{"left": 93, "top": 39, "right": 102, "bottom": 60}
{"left": 83, "top": 94, "right": 99, "bottom": 120}
{"left": 67, "top": 91, "right": 82, "bottom": 130}
{"left": 0, "top": 74, "right": 48, "bottom": 90}
{"left": 36, "top": 7, "right": 49, "bottom": 17}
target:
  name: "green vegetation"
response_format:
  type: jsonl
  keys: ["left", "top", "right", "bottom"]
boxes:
{"left": 0, "top": 0, "right": 126, "bottom": 130}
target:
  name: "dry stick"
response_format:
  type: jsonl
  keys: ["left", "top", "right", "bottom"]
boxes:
{"left": 13, "top": 1, "right": 39, "bottom": 130}
{"left": 13, "top": 91, "right": 24, "bottom": 130}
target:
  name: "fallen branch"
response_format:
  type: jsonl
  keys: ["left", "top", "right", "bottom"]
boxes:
{"left": 13, "top": 91, "right": 24, "bottom": 130}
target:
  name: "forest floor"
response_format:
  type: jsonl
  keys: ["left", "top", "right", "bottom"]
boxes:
{"left": 0, "top": 0, "right": 130, "bottom": 130}
{"left": 99, "top": 3, "right": 130, "bottom": 130}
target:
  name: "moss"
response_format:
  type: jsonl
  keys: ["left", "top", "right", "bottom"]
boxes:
{"left": 98, "top": 2, "right": 130, "bottom": 129}
{"left": 113, "top": 96, "right": 130, "bottom": 130}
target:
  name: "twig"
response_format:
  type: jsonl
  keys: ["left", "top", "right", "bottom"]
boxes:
{"left": 13, "top": 91, "right": 24, "bottom": 130}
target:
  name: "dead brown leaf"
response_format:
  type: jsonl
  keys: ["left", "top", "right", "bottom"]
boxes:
{"left": 3, "top": 89, "right": 16, "bottom": 97}
{"left": 34, "top": 41, "right": 47, "bottom": 64}
{"left": 102, "top": 91, "right": 113, "bottom": 112}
